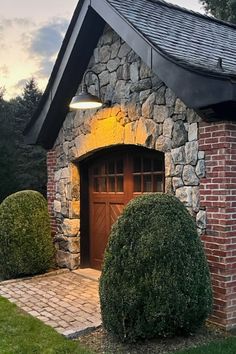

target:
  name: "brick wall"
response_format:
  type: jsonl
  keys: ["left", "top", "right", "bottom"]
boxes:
{"left": 199, "top": 121, "right": 236, "bottom": 329}
{"left": 47, "top": 150, "right": 57, "bottom": 236}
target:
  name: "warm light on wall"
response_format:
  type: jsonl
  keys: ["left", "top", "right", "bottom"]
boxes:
{"left": 69, "top": 70, "right": 103, "bottom": 110}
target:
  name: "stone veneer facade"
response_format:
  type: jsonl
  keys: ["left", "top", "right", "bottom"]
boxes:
{"left": 47, "top": 25, "right": 236, "bottom": 329}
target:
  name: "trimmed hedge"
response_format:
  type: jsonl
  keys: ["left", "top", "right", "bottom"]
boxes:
{"left": 0, "top": 190, "right": 54, "bottom": 280}
{"left": 100, "top": 194, "right": 212, "bottom": 342}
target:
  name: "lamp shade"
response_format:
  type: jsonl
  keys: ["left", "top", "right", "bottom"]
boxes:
{"left": 69, "top": 92, "right": 103, "bottom": 110}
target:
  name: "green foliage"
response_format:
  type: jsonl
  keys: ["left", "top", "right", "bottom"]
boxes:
{"left": 100, "top": 194, "right": 213, "bottom": 342}
{"left": 0, "top": 297, "right": 92, "bottom": 354}
{"left": 0, "top": 190, "right": 54, "bottom": 280}
{"left": 200, "top": 0, "right": 236, "bottom": 23}
{"left": 0, "top": 96, "right": 18, "bottom": 201}
{"left": 0, "top": 79, "right": 46, "bottom": 203}
{"left": 12, "top": 78, "right": 47, "bottom": 197}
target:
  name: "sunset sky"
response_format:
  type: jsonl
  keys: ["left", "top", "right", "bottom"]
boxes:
{"left": 0, "top": 0, "right": 204, "bottom": 100}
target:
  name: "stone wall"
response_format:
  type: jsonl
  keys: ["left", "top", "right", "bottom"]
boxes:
{"left": 51, "top": 25, "right": 205, "bottom": 268}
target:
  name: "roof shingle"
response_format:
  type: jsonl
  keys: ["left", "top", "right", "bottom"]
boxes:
{"left": 107, "top": 0, "right": 236, "bottom": 77}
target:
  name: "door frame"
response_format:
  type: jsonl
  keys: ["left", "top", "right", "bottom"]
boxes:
{"left": 79, "top": 145, "right": 165, "bottom": 268}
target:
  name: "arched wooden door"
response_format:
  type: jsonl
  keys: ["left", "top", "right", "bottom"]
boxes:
{"left": 88, "top": 147, "right": 165, "bottom": 270}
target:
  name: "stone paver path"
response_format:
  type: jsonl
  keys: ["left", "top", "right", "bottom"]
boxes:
{"left": 0, "top": 270, "right": 101, "bottom": 337}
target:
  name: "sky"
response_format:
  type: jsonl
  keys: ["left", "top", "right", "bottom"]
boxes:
{"left": 0, "top": 0, "right": 204, "bottom": 100}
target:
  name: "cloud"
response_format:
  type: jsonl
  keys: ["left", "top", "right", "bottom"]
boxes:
{"left": 27, "top": 17, "right": 69, "bottom": 79}
{"left": 29, "top": 18, "right": 68, "bottom": 58}
{"left": 0, "top": 65, "right": 9, "bottom": 79}
{"left": 14, "top": 78, "right": 29, "bottom": 90}
{"left": 35, "top": 58, "right": 55, "bottom": 79}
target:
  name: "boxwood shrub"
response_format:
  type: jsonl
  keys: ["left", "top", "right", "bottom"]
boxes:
{"left": 0, "top": 190, "right": 54, "bottom": 280}
{"left": 100, "top": 193, "right": 212, "bottom": 342}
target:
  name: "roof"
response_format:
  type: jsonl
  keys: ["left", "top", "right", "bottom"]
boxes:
{"left": 108, "top": 0, "right": 236, "bottom": 77}
{"left": 25, "top": 0, "right": 236, "bottom": 149}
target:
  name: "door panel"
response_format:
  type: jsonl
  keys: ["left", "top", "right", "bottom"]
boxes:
{"left": 88, "top": 148, "right": 164, "bottom": 270}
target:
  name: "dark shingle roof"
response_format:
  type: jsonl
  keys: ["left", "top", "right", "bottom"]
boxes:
{"left": 107, "top": 0, "right": 236, "bottom": 77}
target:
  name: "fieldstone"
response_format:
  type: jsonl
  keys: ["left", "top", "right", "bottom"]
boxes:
{"left": 171, "top": 146, "right": 186, "bottom": 165}
{"left": 183, "top": 165, "right": 199, "bottom": 186}
{"left": 55, "top": 170, "right": 62, "bottom": 181}
{"left": 111, "top": 40, "right": 120, "bottom": 59}
{"left": 140, "top": 62, "right": 151, "bottom": 79}
{"left": 110, "top": 71, "right": 117, "bottom": 86}
{"left": 176, "top": 186, "right": 192, "bottom": 207}
{"left": 165, "top": 177, "right": 173, "bottom": 193}
{"left": 196, "top": 159, "right": 206, "bottom": 178}
{"left": 156, "top": 86, "right": 166, "bottom": 105}
{"left": 155, "top": 135, "right": 172, "bottom": 152}
{"left": 94, "top": 48, "right": 99, "bottom": 63}
{"left": 188, "top": 123, "right": 198, "bottom": 141}
{"left": 62, "top": 219, "right": 80, "bottom": 237}
{"left": 140, "top": 89, "right": 151, "bottom": 103}
{"left": 61, "top": 168, "right": 70, "bottom": 179}
{"left": 69, "top": 201, "right": 80, "bottom": 218}
{"left": 99, "top": 46, "right": 111, "bottom": 63}
{"left": 92, "top": 63, "right": 107, "bottom": 74}
{"left": 198, "top": 151, "right": 205, "bottom": 159}
{"left": 118, "top": 42, "right": 131, "bottom": 58}
{"left": 101, "top": 28, "right": 113, "bottom": 45}
{"left": 130, "top": 62, "right": 139, "bottom": 82}
{"left": 165, "top": 152, "right": 173, "bottom": 177}
{"left": 68, "top": 238, "right": 80, "bottom": 254}
{"left": 196, "top": 210, "right": 207, "bottom": 230}
{"left": 114, "top": 80, "right": 126, "bottom": 101}
{"left": 128, "top": 102, "right": 139, "bottom": 121}
{"left": 175, "top": 98, "right": 186, "bottom": 114}
{"left": 187, "top": 109, "right": 202, "bottom": 123}
{"left": 135, "top": 118, "right": 160, "bottom": 147}
{"left": 171, "top": 164, "right": 184, "bottom": 177}
{"left": 172, "top": 120, "right": 188, "bottom": 148}
{"left": 130, "top": 78, "right": 152, "bottom": 92}
{"left": 99, "top": 70, "right": 110, "bottom": 87}
{"left": 105, "top": 84, "right": 115, "bottom": 102}
{"left": 127, "top": 50, "right": 140, "bottom": 63}
{"left": 172, "top": 177, "right": 184, "bottom": 190}
{"left": 163, "top": 118, "right": 174, "bottom": 138}
{"left": 153, "top": 105, "right": 169, "bottom": 123}
{"left": 142, "top": 93, "right": 156, "bottom": 118}
{"left": 165, "top": 87, "right": 176, "bottom": 106}
{"left": 54, "top": 200, "right": 62, "bottom": 213}
{"left": 56, "top": 250, "right": 79, "bottom": 270}
{"left": 192, "top": 187, "right": 200, "bottom": 212}
{"left": 107, "top": 58, "right": 120, "bottom": 72}
{"left": 185, "top": 141, "right": 198, "bottom": 165}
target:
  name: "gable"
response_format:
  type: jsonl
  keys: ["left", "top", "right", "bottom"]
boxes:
{"left": 25, "top": 0, "right": 236, "bottom": 149}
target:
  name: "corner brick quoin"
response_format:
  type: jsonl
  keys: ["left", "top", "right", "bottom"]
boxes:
{"left": 46, "top": 26, "right": 236, "bottom": 330}
{"left": 199, "top": 122, "right": 236, "bottom": 330}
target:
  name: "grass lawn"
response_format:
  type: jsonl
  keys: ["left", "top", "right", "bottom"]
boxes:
{"left": 174, "top": 337, "right": 236, "bottom": 354}
{"left": 0, "top": 296, "right": 93, "bottom": 354}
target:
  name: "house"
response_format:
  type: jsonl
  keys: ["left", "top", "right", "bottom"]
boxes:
{"left": 25, "top": 0, "right": 236, "bottom": 330}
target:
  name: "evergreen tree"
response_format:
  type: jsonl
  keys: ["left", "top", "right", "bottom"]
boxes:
{"left": 0, "top": 91, "right": 18, "bottom": 201}
{"left": 12, "top": 79, "right": 47, "bottom": 197}
{"left": 200, "top": 0, "right": 236, "bottom": 23}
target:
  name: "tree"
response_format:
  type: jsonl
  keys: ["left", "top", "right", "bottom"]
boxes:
{"left": 12, "top": 79, "right": 47, "bottom": 197}
{"left": 0, "top": 93, "right": 18, "bottom": 201}
{"left": 200, "top": 0, "right": 236, "bottom": 23}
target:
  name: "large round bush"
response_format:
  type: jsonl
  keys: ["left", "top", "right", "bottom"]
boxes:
{"left": 100, "top": 194, "right": 212, "bottom": 342}
{"left": 0, "top": 190, "right": 54, "bottom": 280}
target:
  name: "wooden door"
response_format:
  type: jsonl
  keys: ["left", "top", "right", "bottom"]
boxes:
{"left": 89, "top": 148, "right": 164, "bottom": 270}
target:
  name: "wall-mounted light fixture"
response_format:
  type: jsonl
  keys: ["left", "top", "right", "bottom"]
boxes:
{"left": 69, "top": 69, "right": 103, "bottom": 110}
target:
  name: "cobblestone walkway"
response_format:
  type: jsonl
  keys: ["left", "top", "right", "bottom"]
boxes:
{"left": 0, "top": 270, "right": 101, "bottom": 337}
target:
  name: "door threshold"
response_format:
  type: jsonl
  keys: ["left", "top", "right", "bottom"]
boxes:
{"left": 73, "top": 268, "right": 101, "bottom": 282}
